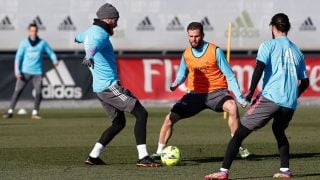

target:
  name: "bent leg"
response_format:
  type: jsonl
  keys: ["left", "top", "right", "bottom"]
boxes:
{"left": 32, "top": 75, "right": 43, "bottom": 112}
{"left": 272, "top": 108, "right": 294, "bottom": 168}
{"left": 88, "top": 96, "right": 126, "bottom": 159}
{"left": 222, "top": 96, "right": 280, "bottom": 170}
{"left": 158, "top": 112, "right": 181, "bottom": 145}
{"left": 9, "top": 76, "right": 29, "bottom": 110}
{"left": 222, "top": 99, "right": 240, "bottom": 135}
{"left": 98, "top": 98, "right": 126, "bottom": 146}
{"left": 130, "top": 101, "right": 148, "bottom": 145}
{"left": 222, "top": 124, "right": 252, "bottom": 169}
{"left": 157, "top": 93, "right": 205, "bottom": 154}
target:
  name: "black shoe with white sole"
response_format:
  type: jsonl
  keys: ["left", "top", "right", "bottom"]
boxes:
{"left": 84, "top": 156, "right": 106, "bottom": 165}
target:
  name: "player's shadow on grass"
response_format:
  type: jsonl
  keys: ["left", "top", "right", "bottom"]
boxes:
{"left": 183, "top": 153, "right": 320, "bottom": 179}
{"left": 233, "top": 172, "right": 320, "bottom": 179}
{"left": 180, "top": 156, "right": 224, "bottom": 166}
{"left": 181, "top": 152, "right": 320, "bottom": 165}
{"left": 245, "top": 152, "right": 320, "bottom": 161}
{"left": 0, "top": 122, "right": 30, "bottom": 126}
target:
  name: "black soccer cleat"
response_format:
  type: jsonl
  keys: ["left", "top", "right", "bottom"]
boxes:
{"left": 84, "top": 156, "right": 106, "bottom": 165}
{"left": 3, "top": 112, "right": 13, "bottom": 119}
{"left": 151, "top": 153, "right": 161, "bottom": 160}
{"left": 136, "top": 156, "right": 161, "bottom": 167}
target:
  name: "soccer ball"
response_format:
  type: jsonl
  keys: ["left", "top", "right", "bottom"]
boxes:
{"left": 160, "top": 146, "right": 181, "bottom": 166}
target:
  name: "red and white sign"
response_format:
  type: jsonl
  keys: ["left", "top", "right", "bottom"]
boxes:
{"left": 118, "top": 57, "right": 320, "bottom": 100}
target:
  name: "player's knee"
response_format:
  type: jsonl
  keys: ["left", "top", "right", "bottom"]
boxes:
{"left": 272, "top": 124, "right": 285, "bottom": 137}
{"left": 14, "top": 87, "right": 24, "bottom": 93}
{"left": 164, "top": 113, "right": 180, "bottom": 126}
{"left": 225, "top": 100, "right": 238, "bottom": 115}
{"left": 140, "top": 107, "right": 148, "bottom": 121}
{"left": 113, "top": 120, "right": 126, "bottom": 132}
{"left": 112, "top": 116, "right": 126, "bottom": 132}
{"left": 34, "top": 90, "right": 42, "bottom": 96}
{"left": 163, "top": 115, "right": 173, "bottom": 127}
{"left": 131, "top": 102, "right": 148, "bottom": 122}
{"left": 234, "top": 124, "right": 252, "bottom": 140}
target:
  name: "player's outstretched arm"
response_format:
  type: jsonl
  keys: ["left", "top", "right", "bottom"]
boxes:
{"left": 216, "top": 48, "right": 248, "bottom": 107}
{"left": 14, "top": 41, "right": 26, "bottom": 78}
{"left": 170, "top": 57, "right": 188, "bottom": 91}
{"left": 244, "top": 60, "right": 265, "bottom": 102}
{"left": 74, "top": 32, "right": 86, "bottom": 44}
{"left": 43, "top": 41, "right": 58, "bottom": 66}
{"left": 81, "top": 36, "right": 105, "bottom": 69}
{"left": 82, "top": 45, "right": 99, "bottom": 69}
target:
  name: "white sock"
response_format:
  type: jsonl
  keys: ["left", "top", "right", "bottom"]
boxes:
{"left": 89, "top": 143, "right": 104, "bottom": 158}
{"left": 280, "top": 167, "right": 290, "bottom": 172}
{"left": 137, "top": 144, "right": 149, "bottom": 159}
{"left": 156, "top": 143, "right": 166, "bottom": 154}
{"left": 32, "top": 109, "right": 38, "bottom": 115}
{"left": 220, "top": 168, "right": 229, "bottom": 173}
{"left": 8, "top": 109, "right": 13, "bottom": 114}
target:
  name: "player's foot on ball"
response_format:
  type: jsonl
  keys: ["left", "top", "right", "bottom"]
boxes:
{"left": 239, "top": 147, "right": 251, "bottom": 158}
{"left": 84, "top": 156, "right": 106, "bottom": 165}
{"left": 204, "top": 170, "right": 229, "bottom": 180}
{"left": 273, "top": 170, "right": 292, "bottom": 179}
{"left": 151, "top": 153, "right": 161, "bottom": 160}
{"left": 136, "top": 156, "right": 161, "bottom": 167}
{"left": 31, "top": 115, "right": 42, "bottom": 120}
{"left": 3, "top": 112, "right": 13, "bottom": 119}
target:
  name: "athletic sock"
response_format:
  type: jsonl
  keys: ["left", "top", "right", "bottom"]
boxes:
{"left": 32, "top": 109, "right": 38, "bottom": 116}
{"left": 137, "top": 144, "right": 149, "bottom": 159}
{"left": 156, "top": 143, "right": 166, "bottom": 154}
{"left": 280, "top": 167, "right": 290, "bottom": 172}
{"left": 219, "top": 168, "right": 229, "bottom": 173}
{"left": 89, "top": 142, "right": 105, "bottom": 158}
{"left": 8, "top": 109, "right": 13, "bottom": 114}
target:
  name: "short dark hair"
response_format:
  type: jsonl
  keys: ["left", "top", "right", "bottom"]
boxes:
{"left": 28, "top": 23, "right": 38, "bottom": 30}
{"left": 270, "top": 13, "right": 291, "bottom": 33}
{"left": 187, "top": 22, "right": 204, "bottom": 34}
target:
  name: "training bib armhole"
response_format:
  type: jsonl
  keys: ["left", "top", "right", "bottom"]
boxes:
{"left": 182, "top": 49, "right": 188, "bottom": 61}
{"left": 210, "top": 43, "right": 217, "bottom": 63}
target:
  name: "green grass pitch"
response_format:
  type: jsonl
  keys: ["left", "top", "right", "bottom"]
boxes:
{"left": 0, "top": 107, "right": 319, "bottom": 179}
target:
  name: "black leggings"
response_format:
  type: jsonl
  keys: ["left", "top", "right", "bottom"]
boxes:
{"left": 222, "top": 107, "right": 294, "bottom": 169}
{"left": 98, "top": 102, "right": 148, "bottom": 146}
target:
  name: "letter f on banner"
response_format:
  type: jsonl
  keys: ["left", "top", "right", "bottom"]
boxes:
{"left": 143, "top": 59, "right": 163, "bottom": 92}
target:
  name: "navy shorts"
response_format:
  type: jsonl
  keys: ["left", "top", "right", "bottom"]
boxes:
{"left": 171, "top": 88, "right": 233, "bottom": 119}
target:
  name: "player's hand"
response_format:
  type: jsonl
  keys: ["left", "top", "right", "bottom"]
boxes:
{"left": 243, "top": 91, "right": 254, "bottom": 102}
{"left": 239, "top": 101, "right": 248, "bottom": 108}
{"left": 82, "top": 58, "right": 94, "bottom": 68}
{"left": 170, "top": 82, "right": 179, "bottom": 91}
{"left": 16, "top": 74, "right": 22, "bottom": 79}
{"left": 240, "top": 102, "right": 248, "bottom": 108}
{"left": 74, "top": 38, "right": 81, "bottom": 43}
{"left": 250, "top": 93, "right": 261, "bottom": 105}
{"left": 238, "top": 98, "right": 249, "bottom": 108}
{"left": 53, "top": 61, "right": 59, "bottom": 67}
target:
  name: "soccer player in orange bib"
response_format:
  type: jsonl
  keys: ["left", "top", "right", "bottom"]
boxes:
{"left": 152, "top": 22, "right": 250, "bottom": 159}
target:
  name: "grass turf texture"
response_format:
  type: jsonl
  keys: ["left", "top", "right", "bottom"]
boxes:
{"left": 0, "top": 107, "right": 319, "bottom": 180}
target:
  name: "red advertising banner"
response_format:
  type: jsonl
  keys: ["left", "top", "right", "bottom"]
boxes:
{"left": 118, "top": 57, "right": 320, "bottom": 100}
